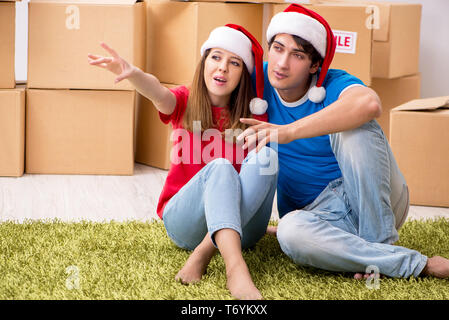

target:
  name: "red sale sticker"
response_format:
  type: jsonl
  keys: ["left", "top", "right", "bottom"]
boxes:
{"left": 333, "top": 30, "right": 358, "bottom": 54}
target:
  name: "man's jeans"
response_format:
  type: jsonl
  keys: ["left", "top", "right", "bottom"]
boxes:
{"left": 277, "top": 120, "right": 428, "bottom": 278}
{"left": 163, "top": 146, "right": 279, "bottom": 250}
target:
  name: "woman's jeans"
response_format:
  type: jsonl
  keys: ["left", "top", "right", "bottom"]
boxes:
{"left": 277, "top": 120, "right": 428, "bottom": 278}
{"left": 163, "top": 146, "right": 279, "bottom": 250}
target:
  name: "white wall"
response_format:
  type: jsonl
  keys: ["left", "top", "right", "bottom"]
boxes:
{"left": 14, "top": 0, "right": 449, "bottom": 97}
{"left": 15, "top": 0, "right": 28, "bottom": 84}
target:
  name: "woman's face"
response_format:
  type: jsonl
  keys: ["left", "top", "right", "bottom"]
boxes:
{"left": 203, "top": 48, "right": 244, "bottom": 107}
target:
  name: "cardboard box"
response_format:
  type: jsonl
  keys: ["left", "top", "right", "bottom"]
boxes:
{"left": 371, "top": 2, "right": 421, "bottom": 79}
{"left": 26, "top": 89, "right": 136, "bottom": 175}
{"left": 178, "top": 0, "right": 313, "bottom": 3}
{"left": 370, "top": 73, "right": 420, "bottom": 140}
{"left": 28, "top": 0, "right": 145, "bottom": 90}
{"left": 316, "top": 1, "right": 421, "bottom": 79}
{"left": 135, "top": 84, "right": 178, "bottom": 170}
{"left": 146, "top": 1, "right": 263, "bottom": 85}
{"left": 265, "top": 3, "right": 373, "bottom": 85}
{"left": 0, "top": 88, "right": 25, "bottom": 177}
{"left": 390, "top": 96, "right": 449, "bottom": 207}
{"left": 0, "top": 1, "right": 15, "bottom": 88}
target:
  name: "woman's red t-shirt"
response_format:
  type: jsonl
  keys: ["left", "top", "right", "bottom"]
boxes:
{"left": 156, "top": 85, "right": 267, "bottom": 219}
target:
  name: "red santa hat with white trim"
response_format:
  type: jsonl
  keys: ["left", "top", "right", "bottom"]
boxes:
{"left": 200, "top": 24, "right": 268, "bottom": 115}
{"left": 266, "top": 4, "right": 336, "bottom": 103}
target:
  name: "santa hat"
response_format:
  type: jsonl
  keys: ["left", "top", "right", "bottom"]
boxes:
{"left": 200, "top": 24, "right": 267, "bottom": 115}
{"left": 266, "top": 4, "right": 336, "bottom": 103}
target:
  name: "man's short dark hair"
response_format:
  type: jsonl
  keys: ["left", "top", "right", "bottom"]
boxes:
{"left": 268, "top": 34, "right": 323, "bottom": 68}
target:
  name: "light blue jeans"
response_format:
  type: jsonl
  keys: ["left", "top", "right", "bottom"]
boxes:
{"left": 277, "top": 120, "right": 428, "bottom": 278}
{"left": 163, "top": 146, "right": 279, "bottom": 250}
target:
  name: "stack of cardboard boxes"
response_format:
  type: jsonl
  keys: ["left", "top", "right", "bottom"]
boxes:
{"left": 0, "top": 0, "right": 25, "bottom": 178}
{"left": 263, "top": 0, "right": 422, "bottom": 140}
{"left": 136, "top": 0, "right": 264, "bottom": 170}
{"left": 26, "top": 0, "right": 145, "bottom": 175}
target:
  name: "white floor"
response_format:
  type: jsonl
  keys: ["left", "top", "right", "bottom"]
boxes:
{"left": 1, "top": 163, "right": 449, "bottom": 223}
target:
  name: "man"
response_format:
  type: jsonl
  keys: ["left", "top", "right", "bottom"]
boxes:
{"left": 239, "top": 4, "right": 449, "bottom": 279}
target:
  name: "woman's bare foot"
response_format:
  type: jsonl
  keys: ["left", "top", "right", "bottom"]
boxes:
{"left": 226, "top": 261, "right": 263, "bottom": 300}
{"left": 175, "top": 251, "right": 209, "bottom": 284}
{"left": 175, "top": 235, "right": 217, "bottom": 284}
{"left": 421, "top": 256, "right": 449, "bottom": 278}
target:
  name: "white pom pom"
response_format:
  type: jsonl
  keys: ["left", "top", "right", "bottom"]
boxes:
{"left": 308, "top": 86, "right": 326, "bottom": 103}
{"left": 249, "top": 97, "right": 268, "bottom": 115}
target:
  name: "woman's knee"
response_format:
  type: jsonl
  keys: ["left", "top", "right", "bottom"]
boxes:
{"left": 246, "top": 146, "right": 279, "bottom": 176}
{"left": 205, "top": 157, "right": 239, "bottom": 179}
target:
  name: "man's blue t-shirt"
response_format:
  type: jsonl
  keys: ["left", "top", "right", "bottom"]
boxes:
{"left": 261, "top": 62, "right": 365, "bottom": 217}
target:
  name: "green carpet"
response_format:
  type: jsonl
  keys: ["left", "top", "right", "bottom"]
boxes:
{"left": 0, "top": 218, "right": 448, "bottom": 300}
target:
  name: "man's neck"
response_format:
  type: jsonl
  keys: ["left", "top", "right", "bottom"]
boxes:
{"left": 277, "top": 76, "right": 312, "bottom": 103}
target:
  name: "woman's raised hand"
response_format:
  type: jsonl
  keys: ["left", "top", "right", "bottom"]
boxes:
{"left": 87, "top": 42, "right": 136, "bottom": 83}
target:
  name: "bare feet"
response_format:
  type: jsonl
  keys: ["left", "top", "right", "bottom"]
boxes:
{"left": 266, "top": 226, "right": 277, "bottom": 237}
{"left": 226, "top": 262, "right": 263, "bottom": 300}
{"left": 175, "top": 235, "right": 217, "bottom": 285}
{"left": 354, "top": 273, "right": 384, "bottom": 280}
{"left": 175, "top": 250, "right": 210, "bottom": 284}
{"left": 421, "top": 256, "right": 449, "bottom": 278}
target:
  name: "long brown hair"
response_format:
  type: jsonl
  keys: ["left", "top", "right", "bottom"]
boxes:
{"left": 182, "top": 49, "right": 254, "bottom": 137}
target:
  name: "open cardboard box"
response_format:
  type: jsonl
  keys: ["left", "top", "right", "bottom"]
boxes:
{"left": 390, "top": 96, "right": 449, "bottom": 207}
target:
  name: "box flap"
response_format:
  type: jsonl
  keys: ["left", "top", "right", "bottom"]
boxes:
{"left": 29, "top": 0, "right": 141, "bottom": 4}
{"left": 393, "top": 96, "right": 449, "bottom": 112}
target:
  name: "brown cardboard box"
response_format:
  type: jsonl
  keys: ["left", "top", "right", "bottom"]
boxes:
{"left": 26, "top": 89, "right": 136, "bottom": 175}
{"left": 370, "top": 2, "right": 421, "bottom": 79}
{"left": 146, "top": 1, "right": 263, "bottom": 85}
{"left": 0, "top": 88, "right": 25, "bottom": 177}
{"left": 370, "top": 73, "right": 420, "bottom": 140}
{"left": 0, "top": 1, "right": 15, "bottom": 88}
{"left": 178, "top": 0, "right": 312, "bottom": 3}
{"left": 265, "top": 3, "right": 373, "bottom": 85}
{"left": 390, "top": 96, "right": 449, "bottom": 207}
{"left": 27, "top": 0, "right": 145, "bottom": 90}
{"left": 316, "top": 1, "right": 421, "bottom": 79}
{"left": 135, "top": 84, "right": 179, "bottom": 170}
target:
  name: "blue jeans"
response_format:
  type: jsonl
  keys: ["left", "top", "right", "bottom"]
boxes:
{"left": 163, "top": 146, "right": 279, "bottom": 250}
{"left": 277, "top": 120, "right": 428, "bottom": 278}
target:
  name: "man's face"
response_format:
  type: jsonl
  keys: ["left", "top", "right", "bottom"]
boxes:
{"left": 267, "top": 34, "right": 319, "bottom": 100}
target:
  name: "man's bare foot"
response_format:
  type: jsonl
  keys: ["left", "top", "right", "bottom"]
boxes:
{"left": 175, "top": 246, "right": 216, "bottom": 284}
{"left": 421, "top": 256, "right": 449, "bottom": 278}
{"left": 226, "top": 262, "right": 263, "bottom": 300}
{"left": 266, "top": 226, "right": 277, "bottom": 237}
{"left": 354, "top": 273, "right": 384, "bottom": 280}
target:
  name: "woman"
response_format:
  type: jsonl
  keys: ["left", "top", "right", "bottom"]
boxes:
{"left": 88, "top": 24, "right": 278, "bottom": 300}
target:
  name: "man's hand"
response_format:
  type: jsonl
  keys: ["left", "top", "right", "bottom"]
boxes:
{"left": 238, "top": 118, "right": 294, "bottom": 152}
{"left": 88, "top": 42, "right": 136, "bottom": 83}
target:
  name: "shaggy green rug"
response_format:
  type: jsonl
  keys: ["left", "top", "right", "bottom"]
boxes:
{"left": 0, "top": 218, "right": 448, "bottom": 300}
